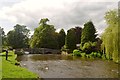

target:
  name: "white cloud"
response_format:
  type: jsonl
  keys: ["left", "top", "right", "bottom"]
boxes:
{"left": 0, "top": 0, "right": 118, "bottom": 35}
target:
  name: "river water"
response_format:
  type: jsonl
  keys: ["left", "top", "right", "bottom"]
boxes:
{"left": 17, "top": 54, "right": 119, "bottom": 78}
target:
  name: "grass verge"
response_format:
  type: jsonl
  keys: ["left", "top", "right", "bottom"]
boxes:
{"left": 0, "top": 51, "right": 39, "bottom": 80}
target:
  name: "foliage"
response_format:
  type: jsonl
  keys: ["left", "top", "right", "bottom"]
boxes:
{"left": 74, "top": 27, "right": 82, "bottom": 44}
{"left": 82, "top": 42, "right": 92, "bottom": 50}
{"left": 30, "top": 18, "right": 59, "bottom": 49}
{"left": 95, "top": 38, "right": 102, "bottom": 52}
{"left": 0, "top": 27, "right": 6, "bottom": 47}
{"left": 65, "top": 28, "right": 76, "bottom": 52}
{"left": 102, "top": 54, "right": 106, "bottom": 60}
{"left": 101, "top": 9, "right": 119, "bottom": 62}
{"left": 57, "top": 29, "right": 66, "bottom": 49}
{"left": 64, "top": 27, "right": 82, "bottom": 52}
{"left": 7, "top": 24, "right": 30, "bottom": 49}
{"left": 39, "top": 18, "right": 49, "bottom": 25}
{"left": 81, "top": 41, "right": 97, "bottom": 54}
{"left": 73, "top": 49, "right": 81, "bottom": 56}
{"left": 81, "top": 53, "right": 86, "bottom": 58}
{"left": 73, "top": 48, "right": 102, "bottom": 58}
{"left": 97, "top": 52, "right": 102, "bottom": 58}
{"left": 81, "top": 21, "right": 97, "bottom": 45}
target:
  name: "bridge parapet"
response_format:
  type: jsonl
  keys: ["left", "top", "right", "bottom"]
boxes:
{"left": 15, "top": 48, "right": 61, "bottom": 55}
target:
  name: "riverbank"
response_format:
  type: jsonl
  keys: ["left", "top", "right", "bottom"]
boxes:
{"left": 1, "top": 51, "right": 39, "bottom": 79}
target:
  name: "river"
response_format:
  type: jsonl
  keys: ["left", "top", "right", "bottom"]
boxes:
{"left": 17, "top": 54, "right": 119, "bottom": 78}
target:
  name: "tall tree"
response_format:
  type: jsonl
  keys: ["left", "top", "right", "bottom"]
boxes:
{"left": 0, "top": 27, "right": 3, "bottom": 51}
{"left": 65, "top": 28, "right": 76, "bottom": 52}
{"left": 30, "top": 18, "right": 59, "bottom": 49}
{"left": 101, "top": 9, "right": 119, "bottom": 62}
{"left": 7, "top": 24, "right": 30, "bottom": 49}
{"left": 0, "top": 27, "right": 6, "bottom": 47}
{"left": 81, "top": 21, "right": 97, "bottom": 45}
{"left": 57, "top": 29, "right": 66, "bottom": 49}
{"left": 75, "top": 27, "right": 82, "bottom": 44}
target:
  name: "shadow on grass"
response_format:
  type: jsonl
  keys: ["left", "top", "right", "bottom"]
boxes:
{"left": 0, "top": 55, "right": 12, "bottom": 57}
{"left": 6, "top": 60, "right": 12, "bottom": 62}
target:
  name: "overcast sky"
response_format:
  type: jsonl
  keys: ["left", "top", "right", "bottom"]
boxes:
{"left": 0, "top": 0, "right": 119, "bottom": 35}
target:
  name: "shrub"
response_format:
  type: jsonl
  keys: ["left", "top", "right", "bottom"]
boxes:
{"left": 102, "top": 54, "right": 106, "bottom": 60}
{"left": 73, "top": 49, "right": 81, "bottom": 56}
{"left": 86, "top": 54, "right": 90, "bottom": 58}
{"left": 80, "top": 41, "right": 98, "bottom": 54}
{"left": 92, "top": 42, "right": 97, "bottom": 47}
{"left": 97, "top": 52, "right": 101, "bottom": 58}
{"left": 82, "top": 42, "right": 92, "bottom": 50}
{"left": 90, "top": 52, "right": 100, "bottom": 58}
{"left": 81, "top": 41, "right": 93, "bottom": 54}
{"left": 81, "top": 53, "right": 86, "bottom": 57}
{"left": 93, "top": 52, "right": 97, "bottom": 57}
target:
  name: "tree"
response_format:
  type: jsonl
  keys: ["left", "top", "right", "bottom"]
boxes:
{"left": 101, "top": 9, "right": 119, "bottom": 62}
{"left": 39, "top": 18, "right": 49, "bottom": 25}
{"left": 7, "top": 24, "right": 30, "bottom": 49}
{"left": 57, "top": 29, "right": 66, "bottom": 49}
{"left": 81, "top": 21, "right": 97, "bottom": 45}
{"left": 0, "top": 27, "right": 7, "bottom": 47}
{"left": 65, "top": 28, "right": 76, "bottom": 52}
{"left": 30, "top": 18, "right": 59, "bottom": 49}
{"left": 0, "top": 27, "right": 3, "bottom": 51}
{"left": 75, "top": 27, "right": 82, "bottom": 44}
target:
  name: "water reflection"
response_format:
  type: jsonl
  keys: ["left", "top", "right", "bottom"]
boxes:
{"left": 17, "top": 54, "right": 119, "bottom": 78}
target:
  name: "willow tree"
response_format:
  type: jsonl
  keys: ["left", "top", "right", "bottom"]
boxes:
{"left": 101, "top": 9, "right": 119, "bottom": 62}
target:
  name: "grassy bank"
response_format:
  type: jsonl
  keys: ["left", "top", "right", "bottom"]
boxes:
{"left": 0, "top": 51, "right": 39, "bottom": 79}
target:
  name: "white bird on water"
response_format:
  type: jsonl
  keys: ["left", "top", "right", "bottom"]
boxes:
{"left": 23, "top": 64, "right": 26, "bottom": 66}
{"left": 45, "top": 66, "right": 49, "bottom": 70}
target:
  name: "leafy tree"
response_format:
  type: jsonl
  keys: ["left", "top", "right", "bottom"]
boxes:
{"left": 57, "top": 29, "right": 66, "bottom": 49}
{"left": 95, "top": 38, "right": 102, "bottom": 52}
{"left": 7, "top": 24, "right": 30, "bottom": 49}
{"left": 65, "top": 28, "right": 76, "bottom": 52}
{"left": 0, "top": 27, "right": 6, "bottom": 46}
{"left": 30, "top": 18, "right": 59, "bottom": 49}
{"left": 81, "top": 21, "right": 97, "bottom": 45}
{"left": 7, "top": 31, "right": 14, "bottom": 48}
{"left": 101, "top": 9, "right": 119, "bottom": 62}
{"left": 75, "top": 27, "right": 82, "bottom": 44}
{"left": 64, "top": 27, "right": 82, "bottom": 52}
{"left": 39, "top": 18, "right": 49, "bottom": 25}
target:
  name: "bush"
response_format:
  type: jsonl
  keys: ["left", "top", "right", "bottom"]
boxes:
{"left": 102, "top": 54, "right": 106, "bottom": 60}
{"left": 86, "top": 54, "right": 90, "bottom": 58}
{"left": 80, "top": 41, "right": 98, "bottom": 54}
{"left": 82, "top": 42, "right": 92, "bottom": 50}
{"left": 93, "top": 52, "right": 97, "bottom": 57}
{"left": 97, "top": 52, "right": 101, "bottom": 58}
{"left": 81, "top": 41, "right": 93, "bottom": 54}
{"left": 92, "top": 42, "right": 97, "bottom": 47}
{"left": 73, "top": 49, "right": 81, "bottom": 56}
{"left": 81, "top": 53, "right": 86, "bottom": 57}
{"left": 90, "top": 52, "right": 102, "bottom": 58}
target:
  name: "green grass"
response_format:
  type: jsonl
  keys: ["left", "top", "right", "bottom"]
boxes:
{"left": 0, "top": 51, "right": 39, "bottom": 79}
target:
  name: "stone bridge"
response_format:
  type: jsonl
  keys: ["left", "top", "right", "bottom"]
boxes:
{"left": 15, "top": 48, "right": 61, "bottom": 55}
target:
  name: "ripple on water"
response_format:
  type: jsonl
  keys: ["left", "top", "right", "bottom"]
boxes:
{"left": 18, "top": 54, "right": 119, "bottom": 78}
